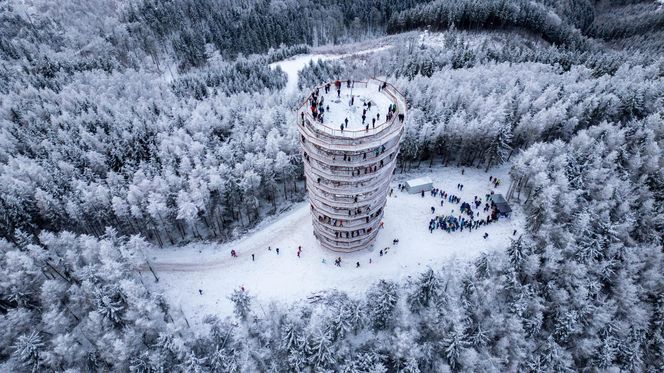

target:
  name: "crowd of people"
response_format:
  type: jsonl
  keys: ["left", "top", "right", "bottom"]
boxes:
{"left": 422, "top": 176, "right": 506, "bottom": 238}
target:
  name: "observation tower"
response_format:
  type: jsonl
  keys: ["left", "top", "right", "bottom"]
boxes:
{"left": 297, "top": 78, "right": 406, "bottom": 252}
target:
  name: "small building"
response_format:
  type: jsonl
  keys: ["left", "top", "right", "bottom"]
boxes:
{"left": 405, "top": 177, "right": 433, "bottom": 194}
{"left": 489, "top": 194, "right": 512, "bottom": 217}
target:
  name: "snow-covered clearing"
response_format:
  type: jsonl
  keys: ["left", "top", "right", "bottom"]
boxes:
{"left": 145, "top": 165, "right": 522, "bottom": 328}
{"left": 269, "top": 45, "right": 392, "bottom": 93}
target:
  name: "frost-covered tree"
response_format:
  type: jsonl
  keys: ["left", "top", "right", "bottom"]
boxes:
{"left": 228, "top": 288, "right": 252, "bottom": 322}
{"left": 407, "top": 268, "right": 440, "bottom": 312}
{"left": 366, "top": 280, "right": 400, "bottom": 331}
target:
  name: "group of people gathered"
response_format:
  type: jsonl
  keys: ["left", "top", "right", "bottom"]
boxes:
{"left": 425, "top": 186, "right": 501, "bottom": 236}
{"left": 302, "top": 79, "right": 403, "bottom": 134}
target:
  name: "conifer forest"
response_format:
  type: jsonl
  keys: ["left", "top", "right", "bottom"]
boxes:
{"left": 1, "top": 0, "right": 663, "bottom": 371}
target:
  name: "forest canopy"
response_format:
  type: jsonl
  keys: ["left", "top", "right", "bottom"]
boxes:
{"left": 1, "top": 0, "right": 663, "bottom": 371}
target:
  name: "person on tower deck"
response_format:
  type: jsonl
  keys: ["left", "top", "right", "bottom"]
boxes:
{"left": 350, "top": 95, "right": 354, "bottom": 106}
{"left": 362, "top": 114, "right": 366, "bottom": 123}
{"left": 345, "top": 117, "right": 349, "bottom": 126}
{"left": 372, "top": 118, "right": 376, "bottom": 128}
{"left": 340, "top": 123, "right": 344, "bottom": 132}
{"left": 365, "top": 124, "right": 369, "bottom": 132}
{"left": 398, "top": 113, "right": 405, "bottom": 122}
{"left": 347, "top": 79, "right": 351, "bottom": 88}
{"left": 368, "top": 102, "right": 372, "bottom": 110}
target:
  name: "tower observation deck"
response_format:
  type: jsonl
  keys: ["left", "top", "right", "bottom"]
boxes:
{"left": 297, "top": 78, "right": 406, "bottom": 252}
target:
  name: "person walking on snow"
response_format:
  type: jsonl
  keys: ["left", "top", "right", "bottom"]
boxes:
{"left": 252, "top": 254, "right": 255, "bottom": 261}
{"left": 231, "top": 249, "right": 237, "bottom": 258}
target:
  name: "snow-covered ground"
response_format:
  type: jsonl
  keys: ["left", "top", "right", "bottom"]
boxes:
{"left": 269, "top": 46, "right": 392, "bottom": 94}
{"left": 145, "top": 165, "right": 522, "bottom": 328}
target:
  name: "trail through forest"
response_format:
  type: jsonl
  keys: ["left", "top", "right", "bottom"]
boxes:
{"left": 269, "top": 45, "right": 392, "bottom": 93}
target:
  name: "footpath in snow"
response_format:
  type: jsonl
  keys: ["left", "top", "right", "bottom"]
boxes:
{"left": 145, "top": 165, "right": 522, "bottom": 327}
{"left": 269, "top": 46, "right": 392, "bottom": 94}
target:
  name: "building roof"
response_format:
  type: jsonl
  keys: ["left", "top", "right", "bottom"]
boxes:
{"left": 405, "top": 177, "right": 433, "bottom": 188}
{"left": 490, "top": 194, "right": 512, "bottom": 214}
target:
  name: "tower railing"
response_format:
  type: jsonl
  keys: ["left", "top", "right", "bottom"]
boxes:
{"left": 298, "top": 80, "right": 406, "bottom": 140}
